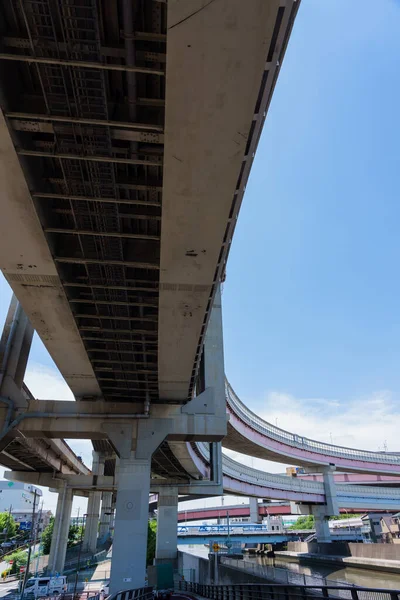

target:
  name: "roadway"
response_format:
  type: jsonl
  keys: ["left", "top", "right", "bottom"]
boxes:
{"left": 0, "top": 0, "right": 399, "bottom": 592}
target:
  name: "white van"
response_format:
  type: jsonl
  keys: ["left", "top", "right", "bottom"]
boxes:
{"left": 23, "top": 576, "right": 67, "bottom": 597}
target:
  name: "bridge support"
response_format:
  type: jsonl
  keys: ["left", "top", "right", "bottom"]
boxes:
{"left": 155, "top": 487, "right": 178, "bottom": 563}
{"left": 83, "top": 451, "right": 105, "bottom": 553}
{"left": 312, "top": 506, "right": 331, "bottom": 543}
{"left": 249, "top": 497, "right": 260, "bottom": 524}
{"left": 109, "top": 420, "right": 170, "bottom": 594}
{"left": 48, "top": 484, "right": 73, "bottom": 575}
{"left": 99, "top": 492, "right": 113, "bottom": 541}
{"left": 111, "top": 455, "right": 152, "bottom": 592}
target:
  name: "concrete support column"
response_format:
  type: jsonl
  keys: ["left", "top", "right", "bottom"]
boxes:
{"left": 322, "top": 467, "right": 339, "bottom": 516}
{"left": 202, "top": 285, "right": 226, "bottom": 489}
{"left": 48, "top": 485, "right": 73, "bottom": 575}
{"left": 312, "top": 506, "right": 331, "bottom": 543}
{"left": 83, "top": 452, "right": 105, "bottom": 553}
{"left": 110, "top": 455, "right": 152, "bottom": 593}
{"left": 99, "top": 492, "right": 113, "bottom": 541}
{"left": 249, "top": 497, "right": 260, "bottom": 524}
{"left": 155, "top": 487, "right": 178, "bottom": 563}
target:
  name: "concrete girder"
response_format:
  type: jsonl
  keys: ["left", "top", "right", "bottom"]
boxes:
{"left": 47, "top": 439, "right": 90, "bottom": 475}
{"left": 0, "top": 106, "right": 101, "bottom": 399}
{"left": 159, "top": 0, "right": 298, "bottom": 401}
{"left": 9, "top": 391, "right": 227, "bottom": 441}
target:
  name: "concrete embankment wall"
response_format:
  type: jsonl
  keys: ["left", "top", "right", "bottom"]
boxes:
{"left": 178, "top": 552, "right": 270, "bottom": 586}
{"left": 287, "top": 542, "right": 400, "bottom": 560}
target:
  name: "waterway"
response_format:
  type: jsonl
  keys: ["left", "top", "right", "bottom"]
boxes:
{"left": 248, "top": 555, "right": 400, "bottom": 590}
{"left": 179, "top": 546, "right": 400, "bottom": 590}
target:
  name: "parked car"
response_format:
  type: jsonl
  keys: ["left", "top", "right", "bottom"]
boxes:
{"left": 22, "top": 576, "right": 67, "bottom": 598}
{"left": 1, "top": 540, "right": 16, "bottom": 551}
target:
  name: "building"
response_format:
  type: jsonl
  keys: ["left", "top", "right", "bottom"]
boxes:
{"left": 0, "top": 481, "right": 51, "bottom": 535}
{"left": 361, "top": 512, "right": 389, "bottom": 542}
{"left": 380, "top": 514, "right": 400, "bottom": 544}
{"left": 12, "top": 509, "right": 52, "bottom": 536}
{"left": 0, "top": 481, "right": 41, "bottom": 513}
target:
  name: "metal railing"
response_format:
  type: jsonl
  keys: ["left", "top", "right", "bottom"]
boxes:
{"left": 106, "top": 587, "right": 153, "bottom": 600}
{"left": 179, "top": 580, "right": 400, "bottom": 600}
{"left": 196, "top": 442, "right": 324, "bottom": 495}
{"left": 226, "top": 380, "right": 400, "bottom": 465}
{"left": 194, "top": 441, "right": 400, "bottom": 506}
{"left": 222, "top": 558, "right": 356, "bottom": 590}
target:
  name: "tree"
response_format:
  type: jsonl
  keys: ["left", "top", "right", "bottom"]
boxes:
{"left": 147, "top": 520, "right": 157, "bottom": 565}
{"left": 5, "top": 550, "right": 27, "bottom": 575}
{"left": 41, "top": 517, "right": 54, "bottom": 555}
{"left": 289, "top": 515, "right": 315, "bottom": 530}
{"left": 0, "top": 512, "right": 17, "bottom": 539}
{"left": 41, "top": 518, "right": 83, "bottom": 555}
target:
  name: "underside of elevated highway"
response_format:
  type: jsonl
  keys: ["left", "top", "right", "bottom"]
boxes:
{"left": 1, "top": 0, "right": 399, "bottom": 596}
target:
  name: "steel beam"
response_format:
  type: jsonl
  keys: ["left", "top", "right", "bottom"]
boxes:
{"left": 79, "top": 328, "right": 158, "bottom": 335}
{"left": 33, "top": 192, "right": 161, "bottom": 207}
{"left": 64, "top": 283, "right": 159, "bottom": 292}
{"left": 45, "top": 228, "right": 160, "bottom": 241}
{"left": 88, "top": 349, "right": 157, "bottom": 355}
{"left": 93, "top": 369, "right": 158, "bottom": 375}
{"left": 54, "top": 257, "right": 160, "bottom": 269}
{"left": 54, "top": 210, "right": 161, "bottom": 221}
{"left": 70, "top": 300, "right": 158, "bottom": 308}
{"left": 75, "top": 314, "right": 156, "bottom": 322}
{"left": 81, "top": 337, "right": 158, "bottom": 344}
{"left": 0, "top": 53, "right": 164, "bottom": 75}
{"left": 17, "top": 149, "right": 161, "bottom": 167}
{"left": 6, "top": 111, "right": 163, "bottom": 132}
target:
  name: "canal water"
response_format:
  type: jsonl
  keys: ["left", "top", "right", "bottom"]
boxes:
{"left": 249, "top": 555, "right": 400, "bottom": 590}
{"left": 179, "top": 546, "right": 400, "bottom": 590}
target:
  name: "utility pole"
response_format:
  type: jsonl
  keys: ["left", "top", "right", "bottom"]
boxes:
{"left": 21, "top": 490, "right": 37, "bottom": 598}
{"left": 4, "top": 505, "right": 12, "bottom": 543}
{"left": 35, "top": 501, "right": 44, "bottom": 576}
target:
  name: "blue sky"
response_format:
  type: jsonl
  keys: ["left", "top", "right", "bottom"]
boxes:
{"left": 1, "top": 0, "right": 400, "bottom": 508}
{"left": 224, "top": 0, "right": 400, "bottom": 410}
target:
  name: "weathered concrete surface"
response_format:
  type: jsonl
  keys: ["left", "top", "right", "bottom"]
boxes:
{"left": 159, "top": 0, "right": 289, "bottom": 401}
{"left": 279, "top": 542, "right": 400, "bottom": 574}
{"left": 0, "top": 109, "right": 100, "bottom": 399}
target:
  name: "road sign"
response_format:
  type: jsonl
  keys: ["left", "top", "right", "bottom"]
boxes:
{"left": 212, "top": 543, "right": 220, "bottom": 552}
{"left": 20, "top": 567, "right": 25, "bottom": 572}
{"left": 8, "top": 561, "right": 13, "bottom": 565}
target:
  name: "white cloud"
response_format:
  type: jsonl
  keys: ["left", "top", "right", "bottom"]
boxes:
{"left": 3, "top": 363, "right": 91, "bottom": 514}
{"left": 223, "top": 387, "right": 400, "bottom": 475}
{"left": 258, "top": 388, "right": 398, "bottom": 452}
{"left": 9, "top": 361, "right": 400, "bottom": 513}
{"left": 25, "top": 362, "right": 74, "bottom": 402}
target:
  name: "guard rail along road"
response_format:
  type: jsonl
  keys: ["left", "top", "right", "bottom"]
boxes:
{"left": 225, "top": 380, "right": 400, "bottom": 474}
{"left": 179, "top": 581, "right": 400, "bottom": 600}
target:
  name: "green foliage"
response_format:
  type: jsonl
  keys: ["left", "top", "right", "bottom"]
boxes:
{"left": 41, "top": 517, "right": 54, "bottom": 555}
{"left": 147, "top": 520, "right": 157, "bottom": 565}
{"left": 290, "top": 513, "right": 362, "bottom": 530}
{"left": 68, "top": 524, "right": 83, "bottom": 548}
{"left": 41, "top": 517, "right": 83, "bottom": 556}
{"left": 0, "top": 512, "right": 17, "bottom": 538}
{"left": 5, "top": 550, "right": 27, "bottom": 574}
{"left": 289, "top": 515, "right": 315, "bottom": 530}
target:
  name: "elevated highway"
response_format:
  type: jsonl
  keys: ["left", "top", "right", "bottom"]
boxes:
{"left": 0, "top": 296, "right": 89, "bottom": 476}
{"left": 0, "top": 0, "right": 299, "bottom": 406}
{"left": 224, "top": 381, "right": 400, "bottom": 475}
{"left": 0, "top": 0, "right": 398, "bottom": 593}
